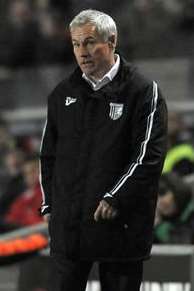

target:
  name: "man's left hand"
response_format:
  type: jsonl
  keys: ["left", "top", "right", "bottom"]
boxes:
{"left": 94, "top": 200, "right": 118, "bottom": 222}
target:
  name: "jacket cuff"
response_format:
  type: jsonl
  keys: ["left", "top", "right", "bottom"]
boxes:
{"left": 103, "top": 193, "right": 119, "bottom": 210}
{"left": 39, "top": 205, "right": 51, "bottom": 216}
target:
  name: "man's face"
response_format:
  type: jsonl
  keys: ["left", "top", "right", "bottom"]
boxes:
{"left": 71, "top": 23, "right": 115, "bottom": 79}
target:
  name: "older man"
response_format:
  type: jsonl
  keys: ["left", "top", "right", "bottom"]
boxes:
{"left": 39, "top": 9, "right": 167, "bottom": 291}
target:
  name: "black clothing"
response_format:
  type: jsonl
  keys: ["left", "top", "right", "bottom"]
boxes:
{"left": 50, "top": 257, "right": 143, "bottom": 291}
{"left": 99, "top": 261, "right": 143, "bottom": 291}
{"left": 40, "top": 57, "right": 167, "bottom": 261}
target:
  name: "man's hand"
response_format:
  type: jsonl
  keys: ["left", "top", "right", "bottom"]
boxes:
{"left": 94, "top": 200, "right": 118, "bottom": 222}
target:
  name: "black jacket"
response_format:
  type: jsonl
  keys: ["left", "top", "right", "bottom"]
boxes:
{"left": 40, "top": 57, "right": 168, "bottom": 261}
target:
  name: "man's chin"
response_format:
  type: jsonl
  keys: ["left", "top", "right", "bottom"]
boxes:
{"left": 81, "top": 68, "right": 95, "bottom": 77}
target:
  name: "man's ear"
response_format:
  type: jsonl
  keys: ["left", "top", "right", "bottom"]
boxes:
{"left": 108, "top": 34, "right": 117, "bottom": 50}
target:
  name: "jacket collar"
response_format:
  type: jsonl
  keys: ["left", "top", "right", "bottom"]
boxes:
{"left": 69, "top": 54, "right": 134, "bottom": 102}
{"left": 82, "top": 54, "right": 120, "bottom": 91}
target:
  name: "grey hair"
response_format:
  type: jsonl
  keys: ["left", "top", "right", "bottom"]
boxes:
{"left": 69, "top": 9, "right": 117, "bottom": 43}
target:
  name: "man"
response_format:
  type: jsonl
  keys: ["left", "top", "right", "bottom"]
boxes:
{"left": 39, "top": 9, "right": 167, "bottom": 291}
{"left": 5, "top": 155, "right": 43, "bottom": 227}
{"left": 163, "top": 111, "right": 194, "bottom": 176}
{"left": 154, "top": 173, "right": 194, "bottom": 244}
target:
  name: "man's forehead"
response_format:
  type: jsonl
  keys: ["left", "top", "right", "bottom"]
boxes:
{"left": 71, "top": 23, "right": 99, "bottom": 40}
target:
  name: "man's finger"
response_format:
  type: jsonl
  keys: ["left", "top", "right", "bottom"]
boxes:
{"left": 106, "top": 208, "right": 113, "bottom": 219}
{"left": 105, "top": 208, "right": 118, "bottom": 220}
{"left": 101, "top": 205, "right": 110, "bottom": 219}
{"left": 94, "top": 204, "right": 103, "bottom": 221}
{"left": 94, "top": 200, "right": 118, "bottom": 221}
{"left": 100, "top": 200, "right": 111, "bottom": 219}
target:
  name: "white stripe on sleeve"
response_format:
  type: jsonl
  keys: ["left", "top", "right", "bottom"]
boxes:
{"left": 108, "top": 81, "right": 158, "bottom": 196}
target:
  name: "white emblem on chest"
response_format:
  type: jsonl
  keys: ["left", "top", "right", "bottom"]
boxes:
{"left": 109, "top": 103, "right": 124, "bottom": 120}
{"left": 65, "top": 97, "right": 77, "bottom": 106}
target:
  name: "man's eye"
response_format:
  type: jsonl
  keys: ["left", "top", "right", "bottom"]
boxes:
{"left": 85, "top": 39, "right": 96, "bottom": 46}
{"left": 73, "top": 43, "right": 79, "bottom": 47}
{"left": 87, "top": 40, "right": 95, "bottom": 45}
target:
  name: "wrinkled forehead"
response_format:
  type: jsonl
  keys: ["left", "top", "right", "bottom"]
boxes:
{"left": 70, "top": 23, "right": 102, "bottom": 41}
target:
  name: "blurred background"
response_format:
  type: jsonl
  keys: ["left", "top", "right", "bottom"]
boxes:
{"left": 0, "top": 0, "right": 194, "bottom": 291}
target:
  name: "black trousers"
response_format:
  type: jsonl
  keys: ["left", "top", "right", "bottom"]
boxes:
{"left": 50, "top": 255, "right": 143, "bottom": 291}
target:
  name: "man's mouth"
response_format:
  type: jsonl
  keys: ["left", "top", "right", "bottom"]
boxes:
{"left": 82, "top": 61, "right": 93, "bottom": 65}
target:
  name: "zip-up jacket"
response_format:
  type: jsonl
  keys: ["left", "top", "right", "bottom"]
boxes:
{"left": 39, "top": 57, "right": 168, "bottom": 261}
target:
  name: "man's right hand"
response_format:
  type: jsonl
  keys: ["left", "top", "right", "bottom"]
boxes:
{"left": 94, "top": 200, "right": 118, "bottom": 222}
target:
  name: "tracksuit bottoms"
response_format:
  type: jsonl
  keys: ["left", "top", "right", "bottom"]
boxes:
{"left": 49, "top": 256, "right": 143, "bottom": 291}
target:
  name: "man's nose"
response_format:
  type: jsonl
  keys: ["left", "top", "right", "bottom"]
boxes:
{"left": 79, "top": 44, "right": 88, "bottom": 57}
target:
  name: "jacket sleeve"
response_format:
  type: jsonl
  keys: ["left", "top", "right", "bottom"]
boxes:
{"left": 103, "top": 81, "right": 168, "bottom": 211}
{"left": 39, "top": 93, "right": 57, "bottom": 215}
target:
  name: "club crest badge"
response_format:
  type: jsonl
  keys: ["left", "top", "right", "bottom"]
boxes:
{"left": 109, "top": 103, "right": 124, "bottom": 120}
{"left": 65, "top": 97, "right": 77, "bottom": 106}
